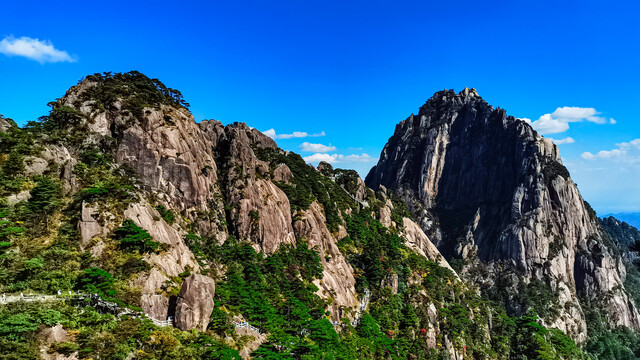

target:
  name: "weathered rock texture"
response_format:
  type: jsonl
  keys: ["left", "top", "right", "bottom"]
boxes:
{"left": 366, "top": 88, "right": 640, "bottom": 340}
{"left": 0, "top": 116, "right": 12, "bottom": 133}
{"left": 294, "top": 201, "right": 359, "bottom": 319}
{"left": 124, "top": 203, "right": 200, "bottom": 320}
{"left": 78, "top": 201, "right": 102, "bottom": 248}
{"left": 401, "top": 217, "right": 454, "bottom": 273}
{"left": 61, "top": 78, "right": 294, "bottom": 319}
{"left": 38, "top": 325, "right": 78, "bottom": 360}
{"left": 233, "top": 315, "right": 268, "bottom": 359}
{"left": 175, "top": 274, "right": 216, "bottom": 331}
{"left": 237, "top": 179, "right": 295, "bottom": 254}
{"left": 114, "top": 105, "right": 218, "bottom": 212}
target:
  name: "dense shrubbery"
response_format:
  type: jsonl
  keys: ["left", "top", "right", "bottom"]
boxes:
{"left": 542, "top": 158, "right": 570, "bottom": 184}
{"left": 0, "top": 302, "right": 241, "bottom": 360}
{"left": 254, "top": 148, "right": 357, "bottom": 231}
{"left": 113, "top": 220, "right": 161, "bottom": 254}
{"left": 338, "top": 207, "right": 586, "bottom": 360}
{"left": 156, "top": 205, "right": 176, "bottom": 225}
{"left": 80, "top": 71, "right": 190, "bottom": 118}
{"left": 209, "top": 237, "right": 354, "bottom": 358}
{"left": 0, "top": 74, "right": 619, "bottom": 359}
{"left": 76, "top": 267, "right": 116, "bottom": 297}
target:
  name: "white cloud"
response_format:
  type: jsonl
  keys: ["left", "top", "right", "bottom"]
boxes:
{"left": 300, "top": 142, "right": 336, "bottom": 153}
{"left": 303, "top": 153, "right": 376, "bottom": 164}
{"left": 524, "top": 114, "right": 569, "bottom": 134}
{"left": 303, "top": 153, "right": 337, "bottom": 163}
{"left": 0, "top": 36, "right": 76, "bottom": 63}
{"left": 521, "top": 106, "right": 614, "bottom": 135}
{"left": 581, "top": 138, "right": 640, "bottom": 163}
{"left": 552, "top": 107, "right": 607, "bottom": 124}
{"left": 262, "top": 128, "right": 325, "bottom": 139}
{"left": 549, "top": 137, "right": 575, "bottom": 145}
{"left": 262, "top": 129, "right": 276, "bottom": 138}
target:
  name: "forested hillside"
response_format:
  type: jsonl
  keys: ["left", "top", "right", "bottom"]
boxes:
{"left": 0, "top": 73, "right": 636, "bottom": 359}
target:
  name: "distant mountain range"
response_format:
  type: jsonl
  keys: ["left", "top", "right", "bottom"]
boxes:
{"left": 604, "top": 212, "right": 640, "bottom": 228}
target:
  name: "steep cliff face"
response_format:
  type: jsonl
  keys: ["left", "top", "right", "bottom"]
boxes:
{"left": 37, "top": 74, "right": 301, "bottom": 321}
{"left": 294, "top": 201, "right": 359, "bottom": 319}
{"left": 7, "top": 73, "right": 624, "bottom": 359}
{"left": 366, "top": 88, "right": 640, "bottom": 339}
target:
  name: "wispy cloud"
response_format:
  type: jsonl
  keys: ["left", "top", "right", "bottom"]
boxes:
{"left": 581, "top": 139, "right": 640, "bottom": 163}
{"left": 0, "top": 36, "right": 76, "bottom": 63}
{"left": 548, "top": 137, "right": 575, "bottom": 145}
{"left": 303, "top": 153, "right": 376, "bottom": 164}
{"left": 262, "top": 128, "right": 325, "bottom": 139}
{"left": 299, "top": 142, "right": 336, "bottom": 153}
{"left": 521, "top": 106, "right": 614, "bottom": 135}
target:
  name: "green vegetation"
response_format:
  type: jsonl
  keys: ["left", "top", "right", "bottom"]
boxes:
{"left": 0, "top": 302, "right": 241, "bottom": 360}
{"left": 0, "top": 73, "right": 625, "bottom": 359}
{"left": 336, "top": 208, "right": 584, "bottom": 359}
{"left": 542, "top": 158, "right": 570, "bottom": 185}
{"left": 254, "top": 148, "right": 357, "bottom": 231}
{"left": 114, "top": 220, "right": 161, "bottom": 254}
{"left": 584, "top": 305, "right": 640, "bottom": 359}
{"left": 27, "top": 176, "right": 61, "bottom": 214}
{"left": 155, "top": 205, "right": 176, "bottom": 225}
{"left": 80, "top": 71, "right": 190, "bottom": 118}
{"left": 76, "top": 267, "right": 116, "bottom": 298}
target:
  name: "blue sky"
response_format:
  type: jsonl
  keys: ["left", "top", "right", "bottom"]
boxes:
{"left": 0, "top": 0, "right": 638, "bottom": 214}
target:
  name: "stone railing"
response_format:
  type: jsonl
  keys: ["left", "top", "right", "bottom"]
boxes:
{"left": 330, "top": 288, "right": 371, "bottom": 328}
{"left": 150, "top": 318, "right": 174, "bottom": 327}
{"left": 232, "top": 320, "right": 264, "bottom": 335}
{"left": 0, "top": 292, "right": 174, "bottom": 327}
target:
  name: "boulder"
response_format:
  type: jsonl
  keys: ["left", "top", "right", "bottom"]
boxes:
{"left": 174, "top": 274, "right": 216, "bottom": 331}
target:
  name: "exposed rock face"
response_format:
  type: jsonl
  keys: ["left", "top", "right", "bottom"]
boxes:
{"left": 0, "top": 117, "right": 12, "bottom": 133}
{"left": 63, "top": 81, "right": 224, "bottom": 215}
{"left": 233, "top": 315, "right": 268, "bottom": 359}
{"left": 38, "top": 325, "right": 78, "bottom": 360}
{"left": 131, "top": 268, "right": 171, "bottom": 321}
{"left": 23, "top": 144, "right": 78, "bottom": 194}
{"left": 366, "top": 88, "right": 640, "bottom": 340}
{"left": 402, "top": 217, "right": 454, "bottom": 273}
{"left": 6, "top": 190, "right": 30, "bottom": 205}
{"left": 78, "top": 201, "right": 102, "bottom": 248}
{"left": 58, "top": 79, "right": 297, "bottom": 322}
{"left": 353, "top": 177, "right": 368, "bottom": 203}
{"left": 174, "top": 274, "right": 216, "bottom": 331}
{"left": 124, "top": 203, "right": 200, "bottom": 277}
{"left": 379, "top": 204, "right": 393, "bottom": 229}
{"left": 124, "top": 203, "right": 200, "bottom": 320}
{"left": 294, "top": 201, "right": 359, "bottom": 319}
{"left": 114, "top": 106, "right": 219, "bottom": 212}
{"left": 237, "top": 179, "right": 296, "bottom": 254}
{"left": 273, "top": 163, "right": 293, "bottom": 183}
{"left": 203, "top": 121, "right": 293, "bottom": 253}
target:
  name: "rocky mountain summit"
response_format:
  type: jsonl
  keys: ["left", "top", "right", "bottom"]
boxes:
{"left": 367, "top": 88, "right": 640, "bottom": 343}
{"left": 1, "top": 74, "right": 640, "bottom": 359}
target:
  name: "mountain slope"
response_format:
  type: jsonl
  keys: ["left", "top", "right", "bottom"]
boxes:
{"left": 604, "top": 213, "right": 640, "bottom": 229}
{"left": 366, "top": 88, "right": 640, "bottom": 342}
{"left": 0, "top": 74, "right": 629, "bottom": 359}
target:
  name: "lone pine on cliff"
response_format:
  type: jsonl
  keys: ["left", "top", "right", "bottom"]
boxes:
{"left": 0, "top": 73, "right": 638, "bottom": 359}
